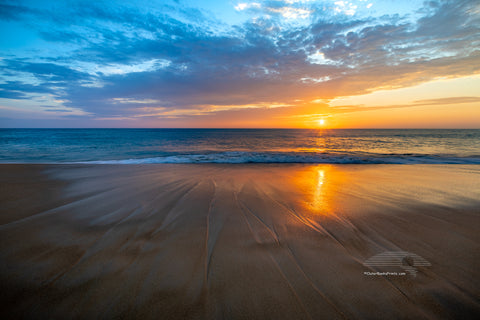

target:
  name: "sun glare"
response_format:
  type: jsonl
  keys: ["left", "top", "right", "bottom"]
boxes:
{"left": 318, "top": 119, "right": 325, "bottom": 126}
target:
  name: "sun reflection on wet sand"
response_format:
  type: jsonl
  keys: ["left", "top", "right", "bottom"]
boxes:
{"left": 285, "top": 165, "right": 347, "bottom": 218}
{"left": 312, "top": 168, "right": 325, "bottom": 210}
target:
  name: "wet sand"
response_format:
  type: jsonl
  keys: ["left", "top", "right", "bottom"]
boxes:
{"left": 0, "top": 164, "right": 479, "bottom": 319}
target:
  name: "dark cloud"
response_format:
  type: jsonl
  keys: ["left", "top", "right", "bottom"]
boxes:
{"left": 43, "top": 109, "right": 72, "bottom": 112}
{"left": 0, "top": 89, "right": 28, "bottom": 99}
{"left": 0, "top": 3, "right": 33, "bottom": 20}
{"left": 3, "top": 60, "right": 91, "bottom": 82}
{"left": 0, "top": 80, "right": 55, "bottom": 99}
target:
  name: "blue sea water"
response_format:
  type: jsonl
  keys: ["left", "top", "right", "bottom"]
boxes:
{"left": 0, "top": 129, "right": 479, "bottom": 164}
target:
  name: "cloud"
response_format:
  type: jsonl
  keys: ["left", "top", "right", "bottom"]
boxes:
{"left": 235, "top": 3, "right": 261, "bottom": 11}
{"left": 329, "top": 96, "right": 480, "bottom": 114}
{"left": 0, "top": 0, "right": 479, "bottom": 123}
{"left": 0, "top": 3, "right": 34, "bottom": 20}
{"left": 2, "top": 60, "right": 91, "bottom": 82}
{"left": 333, "top": 1, "right": 358, "bottom": 16}
{"left": 412, "top": 96, "right": 480, "bottom": 106}
{"left": 268, "top": 7, "right": 312, "bottom": 19}
{"left": 0, "top": 81, "right": 55, "bottom": 99}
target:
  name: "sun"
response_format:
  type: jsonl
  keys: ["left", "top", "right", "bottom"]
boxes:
{"left": 318, "top": 119, "right": 326, "bottom": 126}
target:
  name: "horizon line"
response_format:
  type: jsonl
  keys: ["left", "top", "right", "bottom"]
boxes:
{"left": 1, "top": 127, "right": 479, "bottom": 130}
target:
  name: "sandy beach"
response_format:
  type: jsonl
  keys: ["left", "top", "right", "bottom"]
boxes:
{"left": 0, "top": 164, "right": 479, "bottom": 319}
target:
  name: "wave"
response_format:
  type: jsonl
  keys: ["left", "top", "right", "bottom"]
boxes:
{"left": 79, "top": 152, "right": 480, "bottom": 164}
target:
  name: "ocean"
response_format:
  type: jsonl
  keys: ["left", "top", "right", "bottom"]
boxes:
{"left": 0, "top": 128, "right": 479, "bottom": 164}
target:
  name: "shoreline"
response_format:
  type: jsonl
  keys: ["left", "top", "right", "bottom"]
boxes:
{"left": 1, "top": 164, "right": 479, "bottom": 319}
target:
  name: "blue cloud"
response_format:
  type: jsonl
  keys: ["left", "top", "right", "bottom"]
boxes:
{"left": 0, "top": 3, "right": 33, "bottom": 20}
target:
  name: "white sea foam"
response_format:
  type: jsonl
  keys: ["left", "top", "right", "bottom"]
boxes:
{"left": 79, "top": 152, "right": 480, "bottom": 164}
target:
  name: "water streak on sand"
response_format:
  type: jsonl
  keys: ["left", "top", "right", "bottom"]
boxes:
{"left": 0, "top": 164, "right": 479, "bottom": 319}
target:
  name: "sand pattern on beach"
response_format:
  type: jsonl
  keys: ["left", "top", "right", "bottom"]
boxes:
{"left": 0, "top": 164, "right": 479, "bottom": 319}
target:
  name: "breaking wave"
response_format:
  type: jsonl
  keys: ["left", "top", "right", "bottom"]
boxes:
{"left": 79, "top": 151, "right": 480, "bottom": 164}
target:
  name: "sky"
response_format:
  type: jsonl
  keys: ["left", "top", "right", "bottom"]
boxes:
{"left": 0, "top": 0, "right": 479, "bottom": 128}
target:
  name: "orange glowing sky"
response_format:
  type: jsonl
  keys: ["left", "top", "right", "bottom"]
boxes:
{"left": 0, "top": 0, "right": 479, "bottom": 128}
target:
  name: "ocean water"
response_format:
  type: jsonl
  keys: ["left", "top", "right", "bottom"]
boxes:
{"left": 0, "top": 129, "right": 479, "bottom": 164}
